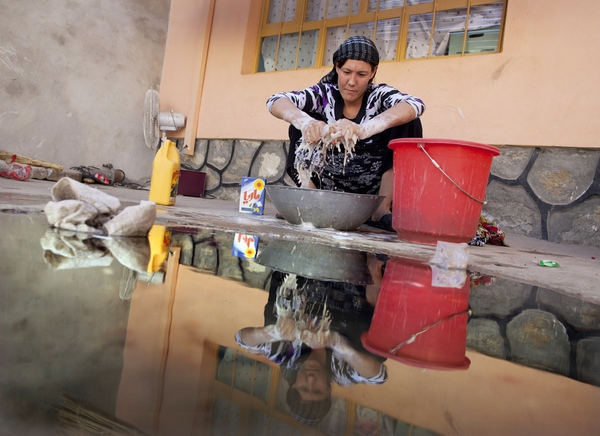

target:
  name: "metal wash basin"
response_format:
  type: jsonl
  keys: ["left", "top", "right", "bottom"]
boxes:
{"left": 255, "top": 240, "right": 373, "bottom": 284}
{"left": 266, "top": 185, "right": 384, "bottom": 231}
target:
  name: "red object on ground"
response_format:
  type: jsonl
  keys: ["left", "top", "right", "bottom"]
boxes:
{"left": 0, "top": 155, "right": 32, "bottom": 181}
{"left": 94, "top": 172, "right": 111, "bottom": 185}
{"left": 389, "top": 138, "right": 500, "bottom": 245}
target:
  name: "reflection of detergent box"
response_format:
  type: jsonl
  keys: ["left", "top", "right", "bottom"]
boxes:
{"left": 232, "top": 233, "right": 259, "bottom": 259}
{"left": 239, "top": 177, "right": 266, "bottom": 215}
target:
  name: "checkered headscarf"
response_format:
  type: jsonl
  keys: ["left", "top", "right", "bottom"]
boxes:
{"left": 320, "top": 36, "right": 380, "bottom": 84}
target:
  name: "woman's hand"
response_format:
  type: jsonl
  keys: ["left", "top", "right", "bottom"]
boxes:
{"left": 270, "top": 98, "right": 329, "bottom": 144}
{"left": 273, "top": 316, "right": 299, "bottom": 341}
{"left": 300, "top": 119, "right": 329, "bottom": 144}
{"left": 329, "top": 119, "right": 364, "bottom": 145}
{"left": 300, "top": 330, "right": 339, "bottom": 349}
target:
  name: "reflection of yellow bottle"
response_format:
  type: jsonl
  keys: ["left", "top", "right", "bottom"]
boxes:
{"left": 149, "top": 139, "right": 180, "bottom": 206}
{"left": 147, "top": 225, "right": 171, "bottom": 273}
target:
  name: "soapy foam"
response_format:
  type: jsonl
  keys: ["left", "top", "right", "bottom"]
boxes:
{"left": 275, "top": 274, "right": 332, "bottom": 343}
{"left": 295, "top": 132, "right": 358, "bottom": 188}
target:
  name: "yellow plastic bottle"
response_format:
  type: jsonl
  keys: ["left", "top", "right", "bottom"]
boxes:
{"left": 147, "top": 224, "right": 171, "bottom": 273}
{"left": 149, "top": 139, "right": 181, "bottom": 206}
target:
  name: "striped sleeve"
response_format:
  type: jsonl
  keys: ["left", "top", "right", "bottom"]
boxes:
{"left": 331, "top": 355, "right": 389, "bottom": 386}
{"left": 266, "top": 85, "right": 326, "bottom": 113}
{"left": 370, "top": 83, "right": 425, "bottom": 118}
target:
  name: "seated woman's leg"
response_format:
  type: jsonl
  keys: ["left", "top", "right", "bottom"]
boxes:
{"left": 371, "top": 118, "right": 423, "bottom": 226}
{"left": 371, "top": 168, "right": 394, "bottom": 222}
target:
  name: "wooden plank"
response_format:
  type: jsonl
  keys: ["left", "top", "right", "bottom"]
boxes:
{"left": 183, "top": 0, "right": 217, "bottom": 156}
{"left": 0, "top": 151, "right": 63, "bottom": 171}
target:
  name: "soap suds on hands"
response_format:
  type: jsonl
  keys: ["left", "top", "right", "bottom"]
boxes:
{"left": 294, "top": 129, "right": 358, "bottom": 188}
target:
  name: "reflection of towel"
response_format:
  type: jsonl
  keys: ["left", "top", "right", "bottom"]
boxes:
{"left": 40, "top": 229, "right": 113, "bottom": 269}
{"left": 44, "top": 178, "right": 156, "bottom": 236}
{"left": 104, "top": 236, "right": 151, "bottom": 273}
{"left": 430, "top": 265, "right": 467, "bottom": 289}
{"left": 40, "top": 228, "right": 151, "bottom": 274}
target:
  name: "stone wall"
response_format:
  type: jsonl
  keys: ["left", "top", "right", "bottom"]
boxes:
{"left": 467, "top": 277, "right": 600, "bottom": 387}
{"left": 171, "top": 229, "right": 273, "bottom": 291}
{"left": 178, "top": 139, "right": 600, "bottom": 247}
{"left": 179, "top": 139, "right": 293, "bottom": 201}
{"left": 486, "top": 147, "right": 600, "bottom": 246}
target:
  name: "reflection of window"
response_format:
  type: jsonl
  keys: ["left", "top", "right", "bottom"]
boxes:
{"left": 257, "top": 0, "right": 507, "bottom": 72}
{"left": 210, "top": 345, "right": 441, "bottom": 435}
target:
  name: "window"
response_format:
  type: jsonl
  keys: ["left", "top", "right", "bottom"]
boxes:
{"left": 210, "top": 345, "right": 441, "bottom": 435}
{"left": 257, "top": 0, "right": 507, "bottom": 72}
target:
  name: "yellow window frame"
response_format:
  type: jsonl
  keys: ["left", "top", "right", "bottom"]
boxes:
{"left": 251, "top": 0, "right": 507, "bottom": 72}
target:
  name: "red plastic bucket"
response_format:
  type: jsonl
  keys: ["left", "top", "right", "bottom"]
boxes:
{"left": 388, "top": 138, "right": 500, "bottom": 245}
{"left": 361, "top": 257, "right": 471, "bottom": 370}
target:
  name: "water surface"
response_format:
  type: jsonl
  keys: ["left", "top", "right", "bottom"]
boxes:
{"left": 1, "top": 213, "right": 599, "bottom": 436}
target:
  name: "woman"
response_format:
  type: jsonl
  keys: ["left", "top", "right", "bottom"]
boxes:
{"left": 267, "top": 36, "right": 425, "bottom": 230}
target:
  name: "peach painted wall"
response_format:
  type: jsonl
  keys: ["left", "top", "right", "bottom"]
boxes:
{"left": 117, "top": 264, "right": 600, "bottom": 436}
{"left": 116, "top": 264, "right": 269, "bottom": 436}
{"left": 160, "top": 0, "right": 600, "bottom": 150}
{"left": 343, "top": 351, "right": 600, "bottom": 436}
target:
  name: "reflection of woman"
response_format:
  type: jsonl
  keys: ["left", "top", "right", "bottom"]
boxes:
{"left": 235, "top": 270, "right": 387, "bottom": 425}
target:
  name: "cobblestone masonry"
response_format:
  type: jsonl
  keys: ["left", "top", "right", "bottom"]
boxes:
{"left": 177, "top": 139, "right": 600, "bottom": 248}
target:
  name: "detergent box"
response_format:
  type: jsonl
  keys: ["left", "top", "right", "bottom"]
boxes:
{"left": 232, "top": 233, "right": 259, "bottom": 259}
{"left": 239, "top": 177, "right": 266, "bottom": 215}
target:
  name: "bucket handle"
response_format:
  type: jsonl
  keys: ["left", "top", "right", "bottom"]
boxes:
{"left": 388, "top": 309, "right": 472, "bottom": 354}
{"left": 418, "top": 144, "right": 486, "bottom": 205}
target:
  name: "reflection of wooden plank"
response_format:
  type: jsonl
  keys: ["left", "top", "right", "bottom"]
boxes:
{"left": 152, "top": 246, "right": 181, "bottom": 433}
{"left": 58, "top": 393, "right": 151, "bottom": 436}
{"left": 0, "top": 151, "right": 63, "bottom": 170}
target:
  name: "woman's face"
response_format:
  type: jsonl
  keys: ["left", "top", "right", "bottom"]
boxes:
{"left": 336, "top": 59, "right": 377, "bottom": 105}
{"left": 292, "top": 359, "right": 330, "bottom": 401}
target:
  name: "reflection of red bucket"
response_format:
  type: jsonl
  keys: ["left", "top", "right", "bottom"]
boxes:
{"left": 362, "top": 258, "right": 471, "bottom": 370}
{"left": 389, "top": 138, "right": 500, "bottom": 245}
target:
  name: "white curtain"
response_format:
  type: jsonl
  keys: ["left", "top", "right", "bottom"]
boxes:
{"left": 406, "top": 2, "right": 503, "bottom": 58}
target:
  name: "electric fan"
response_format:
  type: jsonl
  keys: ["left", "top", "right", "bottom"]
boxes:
{"left": 143, "top": 88, "right": 186, "bottom": 148}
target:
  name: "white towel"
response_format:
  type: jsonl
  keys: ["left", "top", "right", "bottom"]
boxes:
{"left": 103, "top": 201, "right": 156, "bottom": 237}
{"left": 51, "top": 177, "right": 120, "bottom": 215}
{"left": 44, "top": 178, "right": 156, "bottom": 236}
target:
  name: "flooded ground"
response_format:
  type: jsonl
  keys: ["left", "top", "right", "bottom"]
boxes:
{"left": 1, "top": 212, "right": 599, "bottom": 436}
